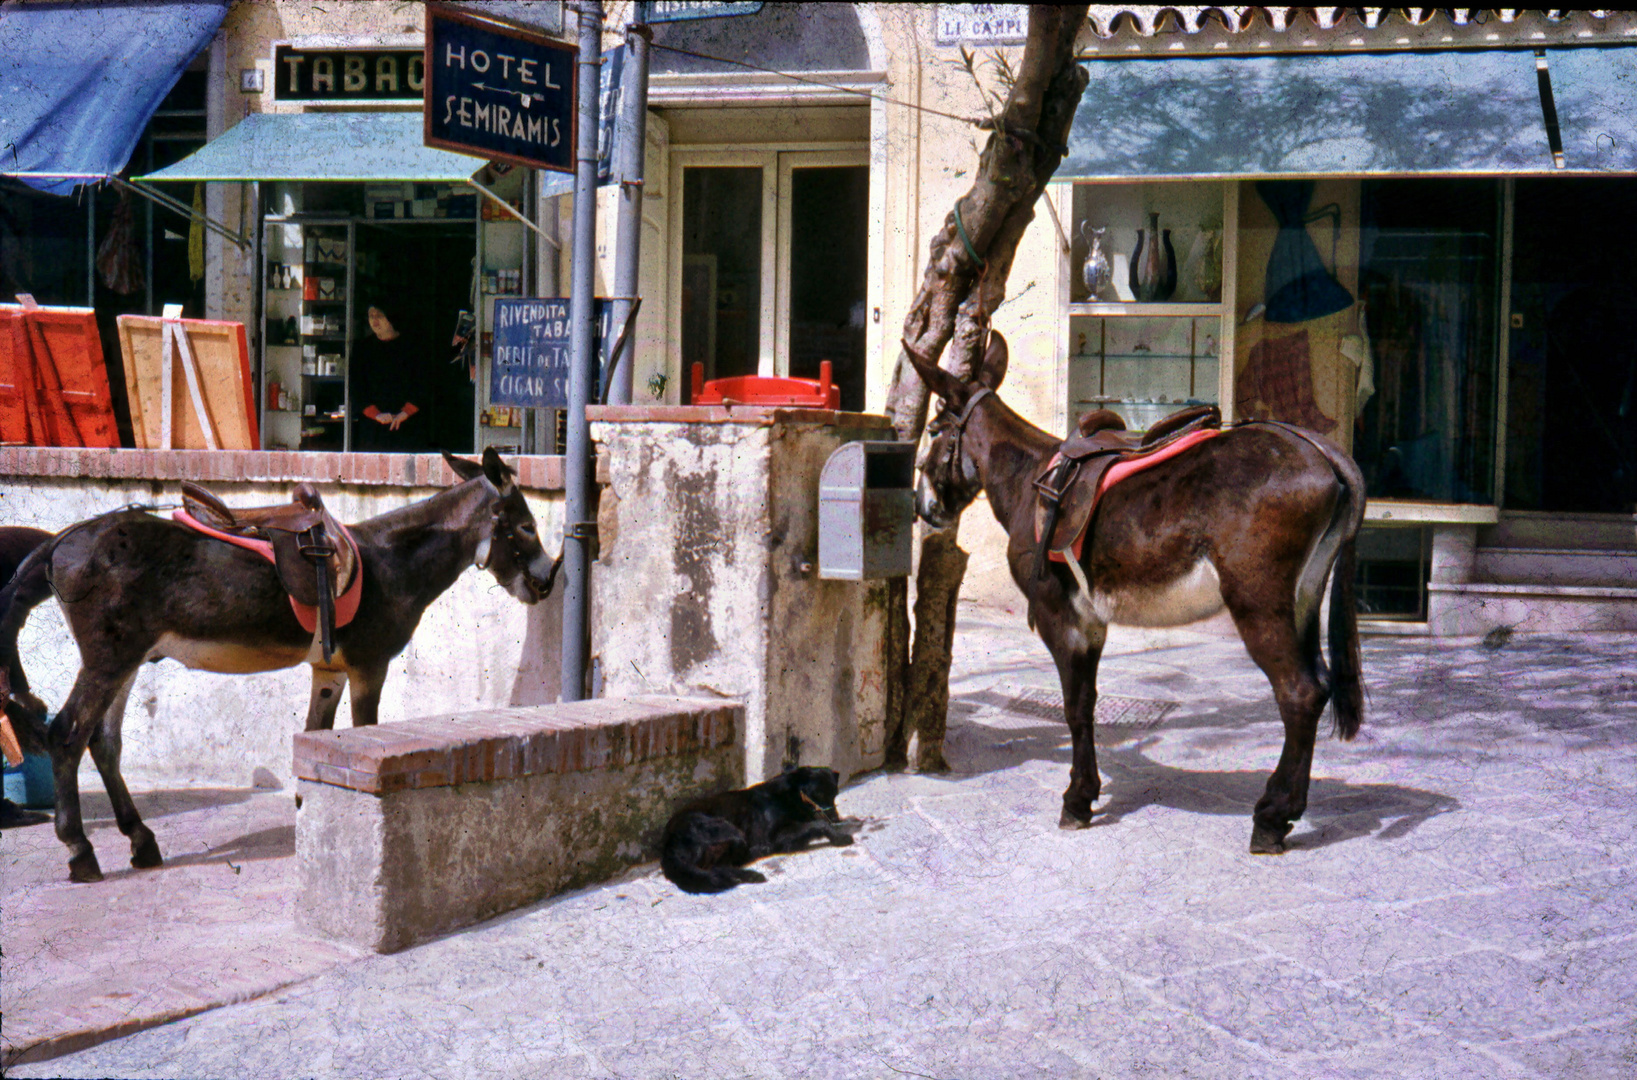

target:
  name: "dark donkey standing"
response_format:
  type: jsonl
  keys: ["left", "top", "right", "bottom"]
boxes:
{"left": 0, "top": 449, "right": 560, "bottom": 882}
{"left": 907, "top": 334, "right": 1365, "bottom": 853}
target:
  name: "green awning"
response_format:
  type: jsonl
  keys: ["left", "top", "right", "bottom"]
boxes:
{"left": 1061, "top": 48, "right": 1608, "bottom": 179}
{"left": 135, "top": 111, "right": 482, "bottom": 183}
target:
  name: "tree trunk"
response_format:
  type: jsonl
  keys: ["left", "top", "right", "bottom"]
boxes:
{"left": 881, "top": 5, "right": 1089, "bottom": 772}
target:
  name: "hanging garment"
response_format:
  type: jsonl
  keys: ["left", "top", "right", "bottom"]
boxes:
{"left": 95, "top": 189, "right": 145, "bottom": 295}
{"left": 1257, "top": 180, "right": 1353, "bottom": 324}
{"left": 1235, "top": 329, "right": 1337, "bottom": 434}
{"left": 1339, "top": 302, "right": 1375, "bottom": 416}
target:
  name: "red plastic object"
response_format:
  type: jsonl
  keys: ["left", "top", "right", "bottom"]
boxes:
{"left": 690, "top": 360, "right": 840, "bottom": 409}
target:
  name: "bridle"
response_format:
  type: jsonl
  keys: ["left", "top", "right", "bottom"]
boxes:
{"left": 926, "top": 385, "right": 993, "bottom": 498}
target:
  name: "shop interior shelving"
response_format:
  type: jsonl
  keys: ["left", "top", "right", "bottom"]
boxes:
{"left": 261, "top": 217, "right": 354, "bottom": 452}
{"left": 1060, "top": 180, "right": 1238, "bottom": 433}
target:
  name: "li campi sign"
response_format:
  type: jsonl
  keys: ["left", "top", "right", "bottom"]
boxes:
{"left": 934, "top": 4, "right": 1028, "bottom": 45}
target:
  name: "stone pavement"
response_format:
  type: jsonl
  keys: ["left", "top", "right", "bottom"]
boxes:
{"left": 4, "top": 607, "right": 1635, "bottom": 1078}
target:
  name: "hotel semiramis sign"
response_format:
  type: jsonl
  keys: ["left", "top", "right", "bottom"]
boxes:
{"left": 424, "top": 4, "right": 576, "bottom": 173}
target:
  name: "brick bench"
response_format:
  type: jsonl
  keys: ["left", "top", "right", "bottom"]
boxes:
{"left": 291, "top": 696, "right": 742, "bottom": 954}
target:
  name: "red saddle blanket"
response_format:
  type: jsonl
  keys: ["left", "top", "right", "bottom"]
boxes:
{"left": 1040, "top": 427, "right": 1221, "bottom": 563}
{"left": 171, "top": 509, "right": 364, "bottom": 635}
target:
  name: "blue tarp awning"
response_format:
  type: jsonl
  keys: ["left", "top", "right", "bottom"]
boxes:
{"left": 0, "top": 0, "right": 227, "bottom": 195}
{"left": 1061, "top": 47, "right": 1637, "bottom": 179}
{"left": 135, "top": 112, "right": 484, "bottom": 183}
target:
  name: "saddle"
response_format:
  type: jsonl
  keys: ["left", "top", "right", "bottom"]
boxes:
{"left": 177, "top": 481, "right": 361, "bottom": 662}
{"left": 1033, "top": 404, "right": 1222, "bottom": 580}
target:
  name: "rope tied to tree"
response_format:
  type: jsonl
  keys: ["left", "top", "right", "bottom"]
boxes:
{"left": 953, "top": 202, "right": 986, "bottom": 269}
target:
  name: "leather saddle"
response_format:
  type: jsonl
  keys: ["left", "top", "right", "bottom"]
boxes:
{"left": 1033, "top": 404, "right": 1222, "bottom": 579}
{"left": 179, "top": 481, "right": 360, "bottom": 661}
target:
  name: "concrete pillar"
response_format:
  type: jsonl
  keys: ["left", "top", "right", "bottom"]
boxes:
{"left": 588, "top": 405, "right": 895, "bottom": 783}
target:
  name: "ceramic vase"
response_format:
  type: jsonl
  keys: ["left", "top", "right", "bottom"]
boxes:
{"left": 1129, "top": 213, "right": 1177, "bottom": 303}
{"left": 1080, "top": 224, "right": 1112, "bottom": 299}
{"left": 1195, "top": 228, "right": 1223, "bottom": 302}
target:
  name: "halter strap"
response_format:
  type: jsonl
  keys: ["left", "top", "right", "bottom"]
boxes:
{"left": 953, "top": 386, "right": 992, "bottom": 428}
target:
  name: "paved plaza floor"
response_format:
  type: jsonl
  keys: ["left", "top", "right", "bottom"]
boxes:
{"left": 4, "top": 606, "right": 1635, "bottom": 1078}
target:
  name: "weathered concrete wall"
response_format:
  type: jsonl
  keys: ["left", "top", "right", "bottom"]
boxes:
{"left": 589, "top": 407, "right": 893, "bottom": 783}
{"left": 292, "top": 696, "right": 740, "bottom": 953}
{"left": 0, "top": 451, "right": 565, "bottom": 790}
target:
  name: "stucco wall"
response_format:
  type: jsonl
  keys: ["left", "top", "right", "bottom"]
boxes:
{"left": 589, "top": 406, "right": 893, "bottom": 783}
{"left": 0, "top": 451, "right": 565, "bottom": 789}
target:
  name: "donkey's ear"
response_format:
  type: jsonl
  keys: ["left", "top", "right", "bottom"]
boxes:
{"left": 442, "top": 451, "right": 484, "bottom": 482}
{"left": 901, "top": 339, "right": 970, "bottom": 408}
{"left": 480, "top": 446, "right": 517, "bottom": 493}
{"left": 975, "top": 331, "right": 1009, "bottom": 391}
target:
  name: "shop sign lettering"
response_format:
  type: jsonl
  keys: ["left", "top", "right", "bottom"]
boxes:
{"left": 273, "top": 47, "right": 426, "bottom": 101}
{"left": 425, "top": 6, "right": 576, "bottom": 172}
{"left": 491, "top": 298, "right": 611, "bottom": 409}
{"left": 639, "top": 1, "right": 763, "bottom": 23}
{"left": 934, "top": 4, "right": 1028, "bottom": 45}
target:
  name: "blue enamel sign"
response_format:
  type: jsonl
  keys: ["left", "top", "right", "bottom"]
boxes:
{"left": 641, "top": 1, "right": 763, "bottom": 22}
{"left": 425, "top": 5, "right": 576, "bottom": 173}
{"left": 491, "top": 298, "right": 612, "bottom": 408}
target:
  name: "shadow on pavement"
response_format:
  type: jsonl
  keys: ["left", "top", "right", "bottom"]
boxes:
{"left": 160, "top": 825, "right": 296, "bottom": 869}
{"left": 1093, "top": 737, "right": 1460, "bottom": 848}
{"left": 943, "top": 713, "right": 1459, "bottom": 849}
{"left": 76, "top": 787, "right": 260, "bottom": 823}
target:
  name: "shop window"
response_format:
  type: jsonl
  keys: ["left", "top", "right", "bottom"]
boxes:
{"left": 1354, "top": 179, "right": 1501, "bottom": 504}
{"left": 1066, "top": 180, "right": 1230, "bottom": 433}
{"left": 1354, "top": 525, "right": 1431, "bottom": 621}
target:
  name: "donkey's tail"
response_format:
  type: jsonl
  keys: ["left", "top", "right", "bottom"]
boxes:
{"left": 0, "top": 540, "right": 58, "bottom": 701}
{"left": 1317, "top": 442, "right": 1367, "bottom": 741}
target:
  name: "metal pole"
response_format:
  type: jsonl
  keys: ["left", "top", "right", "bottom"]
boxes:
{"left": 561, "top": 0, "right": 602, "bottom": 703}
{"left": 608, "top": 21, "right": 650, "bottom": 405}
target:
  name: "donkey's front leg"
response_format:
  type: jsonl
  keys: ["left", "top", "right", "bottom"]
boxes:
{"left": 304, "top": 667, "right": 349, "bottom": 731}
{"left": 344, "top": 662, "right": 392, "bottom": 727}
{"left": 1045, "top": 615, "right": 1106, "bottom": 829}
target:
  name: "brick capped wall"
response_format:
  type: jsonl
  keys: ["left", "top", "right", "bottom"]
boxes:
{"left": 0, "top": 448, "right": 568, "bottom": 490}
{"left": 292, "top": 697, "right": 739, "bottom": 795}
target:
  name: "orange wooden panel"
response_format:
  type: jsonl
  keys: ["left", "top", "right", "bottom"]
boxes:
{"left": 117, "top": 315, "right": 258, "bottom": 450}
{"left": 0, "top": 310, "right": 36, "bottom": 445}
{"left": 0, "top": 303, "right": 118, "bottom": 448}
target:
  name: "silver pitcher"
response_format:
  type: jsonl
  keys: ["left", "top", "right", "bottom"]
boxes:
{"left": 1080, "top": 223, "right": 1112, "bottom": 299}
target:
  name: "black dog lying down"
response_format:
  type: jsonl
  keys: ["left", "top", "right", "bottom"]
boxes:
{"left": 661, "top": 766, "right": 855, "bottom": 894}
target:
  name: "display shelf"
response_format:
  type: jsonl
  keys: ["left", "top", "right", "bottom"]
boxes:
{"left": 1069, "top": 302, "right": 1222, "bottom": 318}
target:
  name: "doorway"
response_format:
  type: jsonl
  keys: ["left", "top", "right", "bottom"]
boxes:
{"left": 1506, "top": 179, "right": 1637, "bottom": 514}
{"left": 673, "top": 149, "right": 869, "bottom": 409}
{"left": 352, "top": 222, "right": 476, "bottom": 453}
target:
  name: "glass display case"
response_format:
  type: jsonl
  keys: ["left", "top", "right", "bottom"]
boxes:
{"left": 1063, "top": 180, "right": 1237, "bottom": 432}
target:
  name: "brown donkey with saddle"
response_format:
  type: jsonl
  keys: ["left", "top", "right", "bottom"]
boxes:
{"left": 0, "top": 449, "right": 560, "bottom": 883}
{"left": 908, "top": 332, "right": 1366, "bottom": 854}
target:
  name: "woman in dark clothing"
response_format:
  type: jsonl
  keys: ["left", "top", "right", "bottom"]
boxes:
{"left": 352, "top": 302, "right": 426, "bottom": 451}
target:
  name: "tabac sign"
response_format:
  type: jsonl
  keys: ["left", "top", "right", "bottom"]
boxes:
{"left": 273, "top": 46, "right": 425, "bottom": 102}
{"left": 424, "top": 4, "right": 576, "bottom": 173}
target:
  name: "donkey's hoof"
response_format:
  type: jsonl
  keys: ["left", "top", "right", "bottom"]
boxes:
{"left": 131, "top": 836, "right": 164, "bottom": 870}
{"left": 1058, "top": 808, "right": 1093, "bottom": 830}
{"left": 69, "top": 852, "right": 104, "bottom": 883}
{"left": 1249, "top": 822, "right": 1290, "bottom": 855}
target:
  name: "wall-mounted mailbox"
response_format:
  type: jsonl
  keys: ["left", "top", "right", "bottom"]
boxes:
{"left": 818, "top": 440, "right": 916, "bottom": 580}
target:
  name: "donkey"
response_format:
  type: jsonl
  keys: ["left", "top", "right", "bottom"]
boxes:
{"left": 906, "top": 334, "right": 1365, "bottom": 853}
{"left": 0, "top": 449, "right": 560, "bottom": 882}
